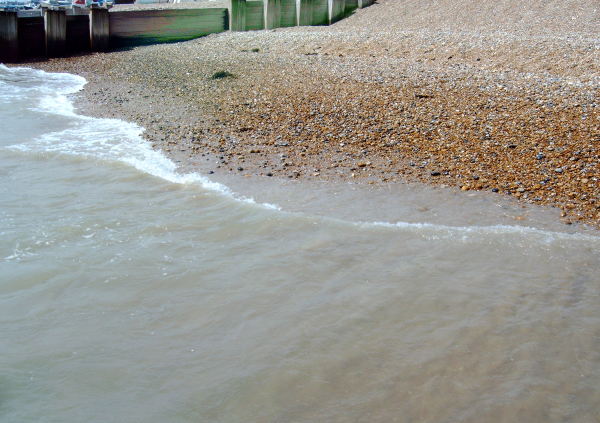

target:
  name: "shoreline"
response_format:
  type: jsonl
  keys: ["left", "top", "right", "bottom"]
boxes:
{"left": 26, "top": 0, "right": 599, "bottom": 228}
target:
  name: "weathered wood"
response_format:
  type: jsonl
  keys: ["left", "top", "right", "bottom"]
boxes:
{"left": 298, "top": 0, "right": 312, "bottom": 25}
{"left": 110, "top": 8, "right": 228, "bottom": 46}
{"left": 328, "top": 0, "right": 344, "bottom": 24}
{"left": 230, "top": 0, "right": 246, "bottom": 31}
{"left": 44, "top": 9, "right": 67, "bottom": 57}
{"left": 279, "top": 0, "right": 296, "bottom": 27}
{"left": 0, "top": 12, "right": 19, "bottom": 62}
{"left": 312, "top": 0, "right": 328, "bottom": 25}
{"left": 245, "top": 0, "right": 264, "bottom": 30}
{"left": 18, "top": 16, "right": 45, "bottom": 59}
{"left": 344, "top": 0, "right": 357, "bottom": 15}
{"left": 264, "top": 0, "right": 281, "bottom": 29}
{"left": 298, "top": 0, "right": 327, "bottom": 26}
{"left": 90, "top": 8, "right": 109, "bottom": 51}
{"left": 66, "top": 14, "right": 90, "bottom": 54}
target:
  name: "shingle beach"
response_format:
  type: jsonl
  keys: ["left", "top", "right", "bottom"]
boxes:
{"left": 31, "top": 0, "right": 599, "bottom": 227}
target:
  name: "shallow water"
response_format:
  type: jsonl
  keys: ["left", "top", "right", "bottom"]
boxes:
{"left": 1, "top": 65, "right": 599, "bottom": 423}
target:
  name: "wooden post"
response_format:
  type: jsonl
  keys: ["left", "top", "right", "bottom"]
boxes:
{"left": 44, "top": 9, "right": 67, "bottom": 57}
{"left": 230, "top": 0, "right": 246, "bottom": 31}
{"left": 89, "top": 8, "right": 109, "bottom": 51}
{"left": 264, "top": 0, "right": 281, "bottom": 29}
{"left": 0, "top": 12, "right": 19, "bottom": 62}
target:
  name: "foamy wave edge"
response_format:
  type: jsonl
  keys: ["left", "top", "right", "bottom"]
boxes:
{"left": 356, "top": 220, "right": 600, "bottom": 243}
{"left": 3, "top": 66, "right": 280, "bottom": 211}
{"left": 5, "top": 66, "right": 598, "bottom": 242}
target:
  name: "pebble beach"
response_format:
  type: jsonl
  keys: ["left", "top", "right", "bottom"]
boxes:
{"left": 31, "top": 0, "right": 599, "bottom": 227}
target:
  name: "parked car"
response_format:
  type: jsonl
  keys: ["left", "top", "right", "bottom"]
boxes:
{"left": 0, "top": 0, "right": 41, "bottom": 10}
{"left": 39, "top": 0, "right": 73, "bottom": 8}
{"left": 72, "top": 0, "right": 113, "bottom": 7}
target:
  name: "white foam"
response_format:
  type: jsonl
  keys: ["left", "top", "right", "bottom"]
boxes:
{"left": 0, "top": 64, "right": 86, "bottom": 102}
{"left": 356, "top": 220, "right": 600, "bottom": 244}
{"left": 2, "top": 66, "right": 280, "bottom": 211}
{"left": 2, "top": 66, "right": 597, "bottom": 241}
{"left": 3, "top": 242, "right": 37, "bottom": 262}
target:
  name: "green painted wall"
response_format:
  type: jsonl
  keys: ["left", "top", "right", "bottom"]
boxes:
{"left": 109, "top": 8, "right": 229, "bottom": 47}
{"left": 279, "top": 0, "right": 296, "bottom": 26}
{"left": 329, "top": 0, "right": 345, "bottom": 23}
{"left": 312, "top": 0, "right": 328, "bottom": 25}
{"left": 245, "top": 0, "right": 264, "bottom": 30}
{"left": 345, "top": 0, "right": 358, "bottom": 14}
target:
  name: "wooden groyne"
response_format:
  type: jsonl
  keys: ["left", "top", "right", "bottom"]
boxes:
{"left": 0, "top": 0, "right": 373, "bottom": 62}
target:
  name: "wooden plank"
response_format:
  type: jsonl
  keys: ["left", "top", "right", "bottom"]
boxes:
{"left": 0, "top": 12, "right": 19, "bottom": 62}
{"left": 312, "top": 0, "right": 327, "bottom": 25}
{"left": 264, "top": 0, "right": 280, "bottom": 29}
{"left": 230, "top": 0, "right": 246, "bottom": 31}
{"left": 17, "top": 16, "right": 45, "bottom": 59}
{"left": 44, "top": 9, "right": 67, "bottom": 58}
{"left": 298, "top": 0, "right": 312, "bottom": 25}
{"left": 328, "top": 0, "right": 344, "bottom": 24}
{"left": 279, "top": 0, "right": 295, "bottom": 27}
{"left": 67, "top": 14, "right": 90, "bottom": 54}
{"left": 344, "top": 0, "right": 357, "bottom": 14}
{"left": 245, "top": 0, "right": 263, "bottom": 30}
{"left": 90, "top": 8, "right": 109, "bottom": 51}
{"left": 109, "top": 8, "right": 228, "bottom": 47}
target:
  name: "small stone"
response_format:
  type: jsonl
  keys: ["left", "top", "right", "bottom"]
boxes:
{"left": 536, "top": 153, "right": 545, "bottom": 160}
{"left": 555, "top": 168, "right": 563, "bottom": 173}
{"left": 430, "top": 171, "right": 441, "bottom": 176}
{"left": 491, "top": 188, "right": 499, "bottom": 192}
{"left": 237, "top": 167, "right": 244, "bottom": 171}
{"left": 266, "top": 172, "right": 273, "bottom": 177}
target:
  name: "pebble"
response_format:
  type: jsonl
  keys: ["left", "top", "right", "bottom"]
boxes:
{"left": 33, "top": 0, "right": 600, "bottom": 229}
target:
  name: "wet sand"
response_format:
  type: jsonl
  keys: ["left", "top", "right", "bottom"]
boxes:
{"left": 29, "top": 0, "right": 599, "bottom": 227}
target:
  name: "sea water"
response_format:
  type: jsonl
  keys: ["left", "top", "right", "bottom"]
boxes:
{"left": 1, "top": 65, "right": 599, "bottom": 423}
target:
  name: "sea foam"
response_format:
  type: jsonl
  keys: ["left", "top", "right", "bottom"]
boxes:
{"left": 2, "top": 65, "right": 280, "bottom": 211}
{"left": 2, "top": 66, "right": 597, "bottom": 243}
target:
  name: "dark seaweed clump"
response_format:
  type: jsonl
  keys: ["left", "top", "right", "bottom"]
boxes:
{"left": 211, "top": 71, "right": 235, "bottom": 80}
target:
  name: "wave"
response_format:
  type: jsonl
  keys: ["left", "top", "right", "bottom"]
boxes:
{"left": 1, "top": 65, "right": 280, "bottom": 211}
{"left": 0, "top": 64, "right": 86, "bottom": 101}
{"left": 355, "top": 220, "right": 600, "bottom": 244}
{"left": 2, "top": 65, "right": 597, "bottom": 244}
